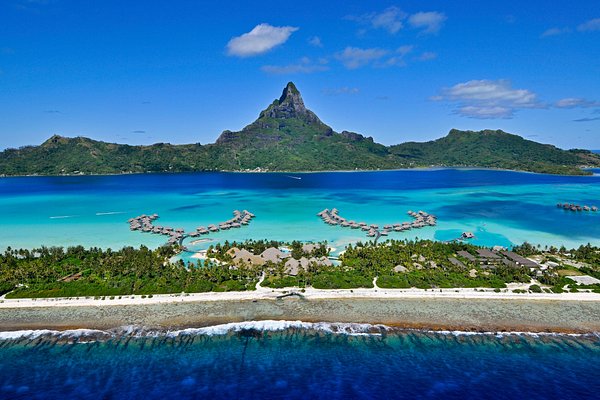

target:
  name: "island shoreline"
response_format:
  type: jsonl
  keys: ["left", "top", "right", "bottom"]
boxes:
{"left": 0, "top": 165, "right": 596, "bottom": 179}
{"left": 1, "top": 290, "right": 599, "bottom": 334}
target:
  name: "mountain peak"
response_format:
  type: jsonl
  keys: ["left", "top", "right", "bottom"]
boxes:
{"left": 279, "top": 82, "right": 303, "bottom": 105}
{"left": 257, "top": 82, "right": 322, "bottom": 124}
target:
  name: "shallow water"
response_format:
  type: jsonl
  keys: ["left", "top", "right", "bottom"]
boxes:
{"left": 0, "top": 324, "right": 598, "bottom": 399}
{"left": 0, "top": 169, "right": 599, "bottom": 260}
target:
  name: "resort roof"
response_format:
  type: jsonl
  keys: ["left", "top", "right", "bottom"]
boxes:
{"left": 226, "top": 247, "right": 264, "bottom": 266}
{"left": 448, "top": 257, "right": 466, "bottom": 268}
{"left": 476, "top": 249, "right": 501, "bottom": 259}
{"left": 302, "top": 243, "right": 320, "bottom": 253}
{"left": 457, "top": 251, "right": 476, "bottom": 262}
{"left": 501, "top": 251, "right": 539, "bottom": 268}
{"left": 260, "top": 247, "right": 289, "bottom": 263}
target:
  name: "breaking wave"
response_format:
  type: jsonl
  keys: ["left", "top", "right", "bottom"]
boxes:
{"left": 0, "top": 321, "right": 597, "bottom": 342}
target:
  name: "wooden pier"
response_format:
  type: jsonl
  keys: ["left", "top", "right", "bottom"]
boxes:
{"left": 556, "top": 203, "right": 598, "bottom": 212}
{"left": 128, "top": 209, "right": 256, "bottom": 246}
{"left": 317, "top": 208, "right": 437, "bottom": 238}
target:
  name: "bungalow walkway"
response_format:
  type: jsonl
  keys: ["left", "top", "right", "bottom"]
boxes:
{"left": 316, "top": 208, "right": 437, "bottom": 239}
{"left": 127, "top": 210, "right": 256, "bottom": 247}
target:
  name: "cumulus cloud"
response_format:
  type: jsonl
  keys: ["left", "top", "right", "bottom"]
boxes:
{"left": 261, "top": 57, "right": 328, "bottom": 74}
{"left": 366, "top": 6, "right": 406, "bottom": 34}
{"left": 226, "top": 23, "right": 298, "bottom": 57}
{"left": 335, "top": 46, "right": 417, "bottom": 69}
{"left": 346, "top": 6, "right": 406, "bottom": 34}
{"left": 308, "top": 36, "right": 323, "bottom": 47}
{"left": 408, "top": 11, "right": 447, "bottom": 34}
{"left": 577, "top": 18, "right": 600, "bottom": 32}
{"left": 541, "top": 27, "right": 570, "bottom": 37}
{"left": 336, "top": 47, "right": 389, "bottom": 69}
{"left": 555, "top": 97, "right": 600, "bottom": 108}
{"left": 435, "top": 79, "right": 541, "bottom": 119}
{"left": 347, "top": 7, "right": 446, "bottom": 35}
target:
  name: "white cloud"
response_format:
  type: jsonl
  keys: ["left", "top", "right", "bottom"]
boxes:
{"left": 408, "top": 11, "right": 447, "bottom": 34}
{"left": 368, "top": 6, "right": 406, "bottom": 34}
{"left": 541, "top": 27, "right": 570, "bottom": 37}
{"left": 436, "top": 79, "right": 541, "bottom": 119}
{"left": 385, "top": 45, "right": 414, "bottom": 67}
{"left": 336, "top": 47, "right": 389, "bottom": 69}
{"left": 226, "top": 23, "right": 298, "bottom": 57}
{"left": 577, "top": 18, "right": 600, "bottom": 32}
{"left": 396, "top": 45, "right": 414, "bottom": 55}
{"left": 322, "top": 87, "right": 360, "bottom": 96}
{"left": 335, "top": 45, "right": 423, "bottom": 69}
{"left": 555, "top": 97, "right": 600, "bottom": 108}
{"left": 308, "top": 36, "right": 323, "bottom": 47}
{"left": 261, "top": 57, "right": 328, "bottom": 74}
{"left": 347, "top": 7, "right": 447, "bottom": 35}
{"left": 417, "top": 51, "right": 437, "bottom": 61}
{"left": 457, "top": 106, "right": 513, "bottom": 119}
{"left": 347, "top": 6, "right": 406, "bottom": 34}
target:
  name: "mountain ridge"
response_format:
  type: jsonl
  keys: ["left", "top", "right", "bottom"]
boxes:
{"left": 1, "top": 82, "right": 599, "bottom": 176}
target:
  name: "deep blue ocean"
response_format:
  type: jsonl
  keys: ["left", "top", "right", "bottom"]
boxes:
{"left": 0, "top": 325, "right": 599, "bottom": 400}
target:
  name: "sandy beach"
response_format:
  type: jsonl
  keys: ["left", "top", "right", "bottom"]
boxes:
{"left": 1, "top": 287, "right": 599, "bottom": 333}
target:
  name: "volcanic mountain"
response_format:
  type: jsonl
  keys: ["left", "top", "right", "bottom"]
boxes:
{"left": 0, "top": 82, "right": 598, "bottom": 175}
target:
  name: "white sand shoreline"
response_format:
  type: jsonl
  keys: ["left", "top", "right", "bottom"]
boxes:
{"left": 2, "top": 286, "right": 599, "bottom": 309}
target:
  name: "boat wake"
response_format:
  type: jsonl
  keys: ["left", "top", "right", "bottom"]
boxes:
{"left": 96, "top": 211, "right": 126, "bottom": 216}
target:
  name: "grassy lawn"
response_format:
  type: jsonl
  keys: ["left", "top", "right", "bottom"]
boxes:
{"left": 556, "top": 269, "right": 584, "bottom": 277}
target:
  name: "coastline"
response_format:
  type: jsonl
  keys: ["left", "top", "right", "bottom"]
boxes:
{"left": 2, "top": 288, "right": 599, "bottom": 334}
{"left": 0, "top": 165, "right": 596, "bottom": 178}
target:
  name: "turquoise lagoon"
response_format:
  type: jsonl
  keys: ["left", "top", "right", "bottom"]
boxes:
{"left": 0, "top": 169, "right": 599, "bottom": 260}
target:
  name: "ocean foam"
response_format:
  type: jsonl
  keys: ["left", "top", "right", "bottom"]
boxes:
{"left": 0, "top": 328, "right": 110, "bottom": 341}
{"left": 0, "top": 323, "right": 597, "bottom": 341}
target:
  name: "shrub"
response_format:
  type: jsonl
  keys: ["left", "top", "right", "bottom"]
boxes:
{"left": 529, "top": 284, "right": 542, "bottom": 293}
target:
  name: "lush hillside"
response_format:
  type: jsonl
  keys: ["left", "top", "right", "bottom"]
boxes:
{"left": 204, "top": 82, "right": 400, "bottom": 171}
{"left": 390, "top": 129, "right": 600, "bottom": 175}
{"left": 1, "top": 82, "right": 598, "bottom": 176}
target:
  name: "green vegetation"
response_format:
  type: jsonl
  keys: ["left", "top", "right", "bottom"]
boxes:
{"left": 1, "top": 83, "right": 598, "bottom": 176}
{"left": 339, "top": 240, "right": 530, "bottom": 289}
{"left": 0, "top": 245, "right": 258, "bottom": 298}
{"left": 1, "top": 239, "right": 599, "bottom": 298}
{"left": 389, "top": 129, "right": 599, "bottom": 176}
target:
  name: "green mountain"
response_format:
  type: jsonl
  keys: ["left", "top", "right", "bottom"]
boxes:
{"left": 390, "top": 129, "right": 600, "bottom": 175}
{"left": 0, "top": 82, "right": 598, "bottom": 176}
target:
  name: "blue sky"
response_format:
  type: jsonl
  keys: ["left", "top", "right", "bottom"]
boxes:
{"left": 0, "top": 0, "right": 599, "bottom": 150}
